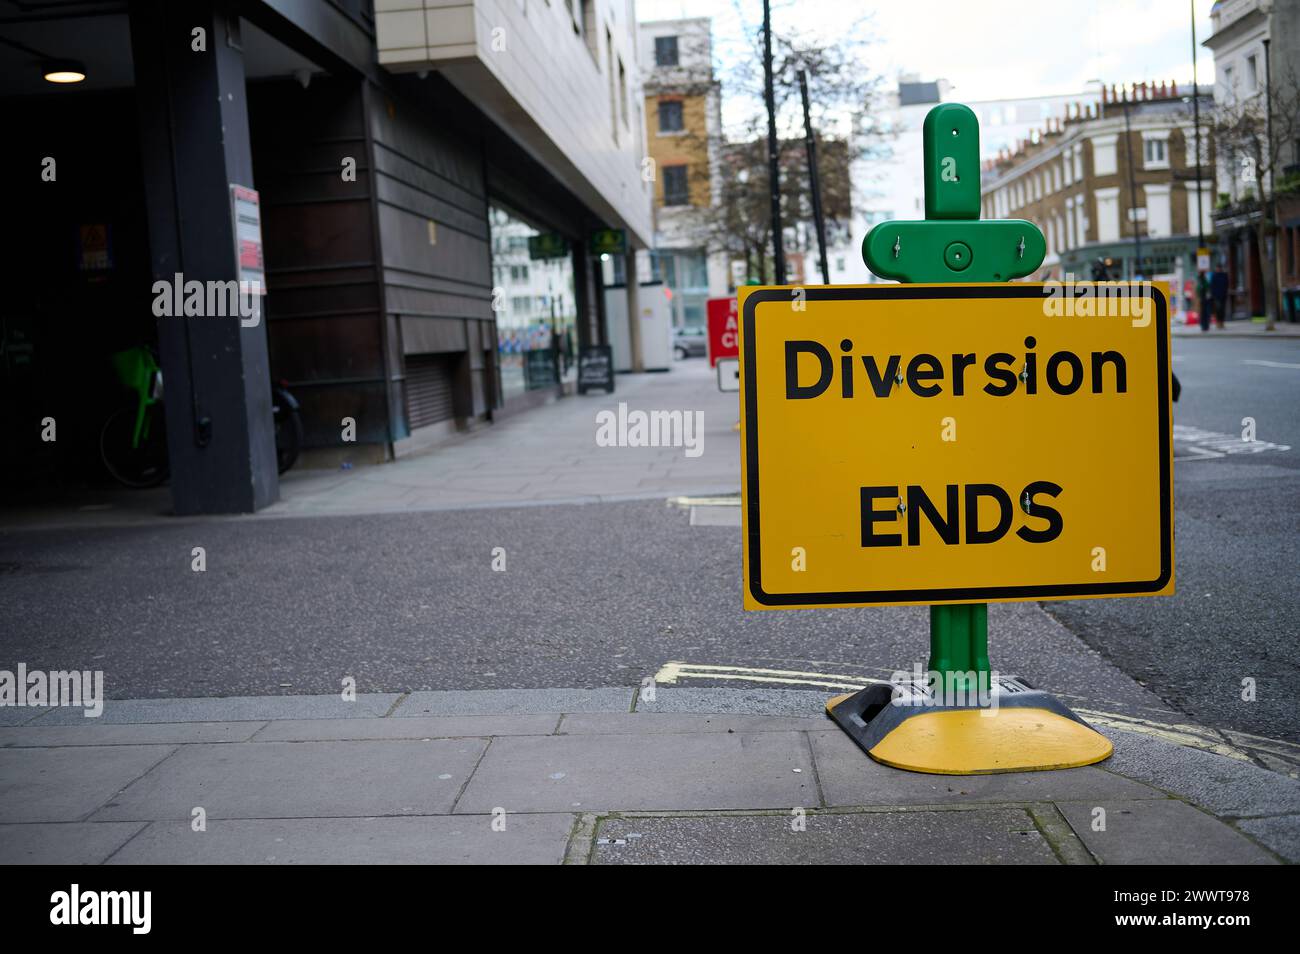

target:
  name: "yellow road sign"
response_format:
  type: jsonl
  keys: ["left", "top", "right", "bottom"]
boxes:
{"left": 740, "top": 283, "right": 1174, "bottom": 609}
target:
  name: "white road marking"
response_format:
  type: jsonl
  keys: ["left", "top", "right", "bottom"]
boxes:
{"left": 1174, "top": 446, "right": 1225, "bottom": 461}
{"left": 1243, "top": 359, "right": 1300, "bottom": 370}
{"left": 1172, "top": 423, "right": 1291, "bottom": 458}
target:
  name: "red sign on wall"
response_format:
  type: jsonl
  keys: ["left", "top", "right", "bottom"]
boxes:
{"left": 706, "top": 296, "right": 739, "bottom": 368}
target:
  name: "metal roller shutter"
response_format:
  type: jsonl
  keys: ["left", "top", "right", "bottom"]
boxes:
{"left": 404, "top": 353, "right": 456, "bottom": 429}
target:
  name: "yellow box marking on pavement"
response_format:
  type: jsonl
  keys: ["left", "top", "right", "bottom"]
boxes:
{"left": 738, "top": 283, "right": 1174, "bottom": 609}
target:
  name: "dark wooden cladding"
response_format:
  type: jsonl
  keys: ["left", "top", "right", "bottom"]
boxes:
{"left": 368, "top": 77, "right": 492, "bottom": 327}
{"left": 249, "top": 69, "right": 614, "bottom": 451}
{"left": 249, "top": 75, "right": 387, "bottom": 447}
{"left": 297, "top": 381, "right": 391, "bottom": 446}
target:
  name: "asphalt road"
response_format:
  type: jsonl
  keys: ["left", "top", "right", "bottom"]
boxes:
{"left": 1045, "top": 333, "right": 1300, "bottom": 744}
{"left": 1, "top": 333, "right": 1296, "bottom": 745}
{"left": 1, "top": 495, "right": 1177, "bottom": 720}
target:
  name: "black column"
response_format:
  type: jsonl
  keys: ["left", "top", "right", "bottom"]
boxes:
{"left": 130, "top": 0, "right": 278, "bottom": 514}
{"left": 572, "top": 240, "right": 594, "bottom": 351}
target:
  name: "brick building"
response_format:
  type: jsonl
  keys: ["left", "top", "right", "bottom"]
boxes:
{"left": 981, "top": 82, "right": 1215, "bottom": 299}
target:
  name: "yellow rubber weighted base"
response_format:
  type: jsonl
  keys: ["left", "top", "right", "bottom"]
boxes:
{"left": 826, "top": 699, "right": 1113, "bottom": 775}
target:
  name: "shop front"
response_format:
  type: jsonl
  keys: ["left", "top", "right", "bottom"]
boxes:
{"left": 488, "top": 205, "right": 579, "bottom": 409}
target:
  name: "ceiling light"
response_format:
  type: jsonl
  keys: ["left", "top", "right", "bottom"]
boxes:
{"left": 43, "top": 59, "right": 86, "bottom": 84}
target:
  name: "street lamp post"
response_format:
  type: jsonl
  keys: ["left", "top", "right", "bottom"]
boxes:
{"left": 763, "top": 0, "right": 786, "bottom": 284}
{"left": 1263, "top": 36, "right": 1279, "bottom": 330}
{"left": 1121, "top": 87, "right": 1144, "bottom": 280}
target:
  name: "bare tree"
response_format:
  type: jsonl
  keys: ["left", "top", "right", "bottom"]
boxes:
{"left": 645, "top": 9, "right": 891, "bottom": 284}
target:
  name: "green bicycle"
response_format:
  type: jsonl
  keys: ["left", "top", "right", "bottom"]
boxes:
{"left": 99, "top": 345, "right": 303, "bottom": 488}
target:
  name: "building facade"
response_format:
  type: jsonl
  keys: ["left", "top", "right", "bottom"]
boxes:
{"left": 838, "top": 77, "right": 1100, "bottom": 284}
{"left": 1204, "top": 0, "right": 1300, "bottom": 321}
{"left": 981, "top": 82, "right": 1215, "bottom": 299}
{"left": 635, "top": 17, "right": 730, "bottom": 329}
{"left": 2, "top": 0, "right": 652, "bottom": 513}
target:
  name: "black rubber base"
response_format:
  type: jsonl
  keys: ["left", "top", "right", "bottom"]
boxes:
{"left": 826, "top": 674, "right": 1093, "bottom": 759}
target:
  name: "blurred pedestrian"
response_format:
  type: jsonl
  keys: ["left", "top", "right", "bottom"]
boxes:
{"left": 1198, "top": 271, "right": 1211, "bottom": 333}
{"left": 1210, "top": 269, "right": 1228, "bottom": 329}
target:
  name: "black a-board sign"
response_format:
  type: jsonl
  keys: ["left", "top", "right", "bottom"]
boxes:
{"left": 524, "top": 348, "right": 558, "bottom": 390}
{"left": 577, "top": 345, "right": 615, "bottom": 394}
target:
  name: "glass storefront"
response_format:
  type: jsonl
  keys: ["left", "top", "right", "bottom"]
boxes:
{"left": 488, "top": 203, "right": 577, "bottom": 402}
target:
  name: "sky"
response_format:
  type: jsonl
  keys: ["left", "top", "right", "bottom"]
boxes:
{"left": 638, "top": 0, "right": 1218, "bottom": 129}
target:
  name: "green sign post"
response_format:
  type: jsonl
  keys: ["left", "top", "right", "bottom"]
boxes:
{"left": 863, "top": 103, "right": 1045, "bottom": 697}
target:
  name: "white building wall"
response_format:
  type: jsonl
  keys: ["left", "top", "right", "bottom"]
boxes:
{"left": 1204, "top": 0, "right": 1271, "bottom": 201}
{"left": 376, "top": 0, "right": 653, "bottom": 246}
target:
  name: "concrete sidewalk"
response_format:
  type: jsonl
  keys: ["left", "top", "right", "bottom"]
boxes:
{"left": 3, "top": 688, "right": 1297, "bottom": 865}
{"left": 266, "top": 360, "right": 742, "bottom": 517}
{"left": 1172, "top": 320, "right": 1300, "bottom": 338}
{"left": 0, "top": 360, "right": 741, "bottom": 531}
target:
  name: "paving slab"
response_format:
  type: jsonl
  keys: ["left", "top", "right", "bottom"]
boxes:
{"left": 455, "top": 731, "right": 817, "bottom": 814}
{"left": 558, "top": 712, "right": 828, "bottom": 735}
{"left": 0, "top": 745, "right": 174, "bottom": 823}
{"left": 28, "top": 693, "right": 401, "bottom": 725}
{"left": 251, "top": 714, "right": 560, "bottom": 742}
{"left": 638, "top": 687, "right": 831, "bottom": 717}
{"left": 0, "top": 721, "right": 264, "bottom": 747}
{"left": 1056, "top": 799, "right": 1278, "bottom": 865}
{"left": 1105, "top": 728, "right": 1300, "bottom": 817}
{"left": 92, "top": 739, "right": 486, "bottom": 821}
{"left": 1235, "top": 814, "right": 1300, "bottom": 863}
{"left": 809, "top": 730, "right": 1166, "bottom": 807}
{"left": 689, "top": 506, "right": 741, "bottom": 527}
{"left": 0, "top": 707, "right": 51, "bottom": 726}
{"left": 107, "top": 815, "right": 575, "bottom": 865}
{"left": 393, "top": 688, "right": 635, "bottom": 717}
{"left": 0, "top": 822, "right": 147, "bottom": 864}
{"left": 589, "top": 809, "right": 1059, "bottom": 865}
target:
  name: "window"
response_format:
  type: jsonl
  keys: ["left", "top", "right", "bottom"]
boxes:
{"left": 1246, "top": 55, "right": 1258, "bottom": 93}
{"left": 654, "top": 35, "right": 679, "bottom": 67}
{"left": 1095, "top": 187, "right": 1120, "bottom": 243}
{"left": 489, "top": 203, "right": 577, "bottom": 402}
{"left": 1144, "top": 184, "right": 1171, "bottom": 238}
{"left": 1184, "top": 126, "right": 1210, "bottom": 166}
{"left": 617, "top": 57, "right": 627, "bottom": 127}
{"left": 1143, "top": 137, "right": 1168, "bottom": 169}
{"left": 574, "top": 0, "right": 597, "bottom": 61}
{"left": 658, "top": 100, "right": 684, "bottom": 133}
{"left": 662, "top": 165, "right": 689, "bottom": 205}
{"left": 608, "top": 29, "right": 618, "bottom": 141}
{"left": 1091, "top": 134, "right": 1118, "bottom": 177}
